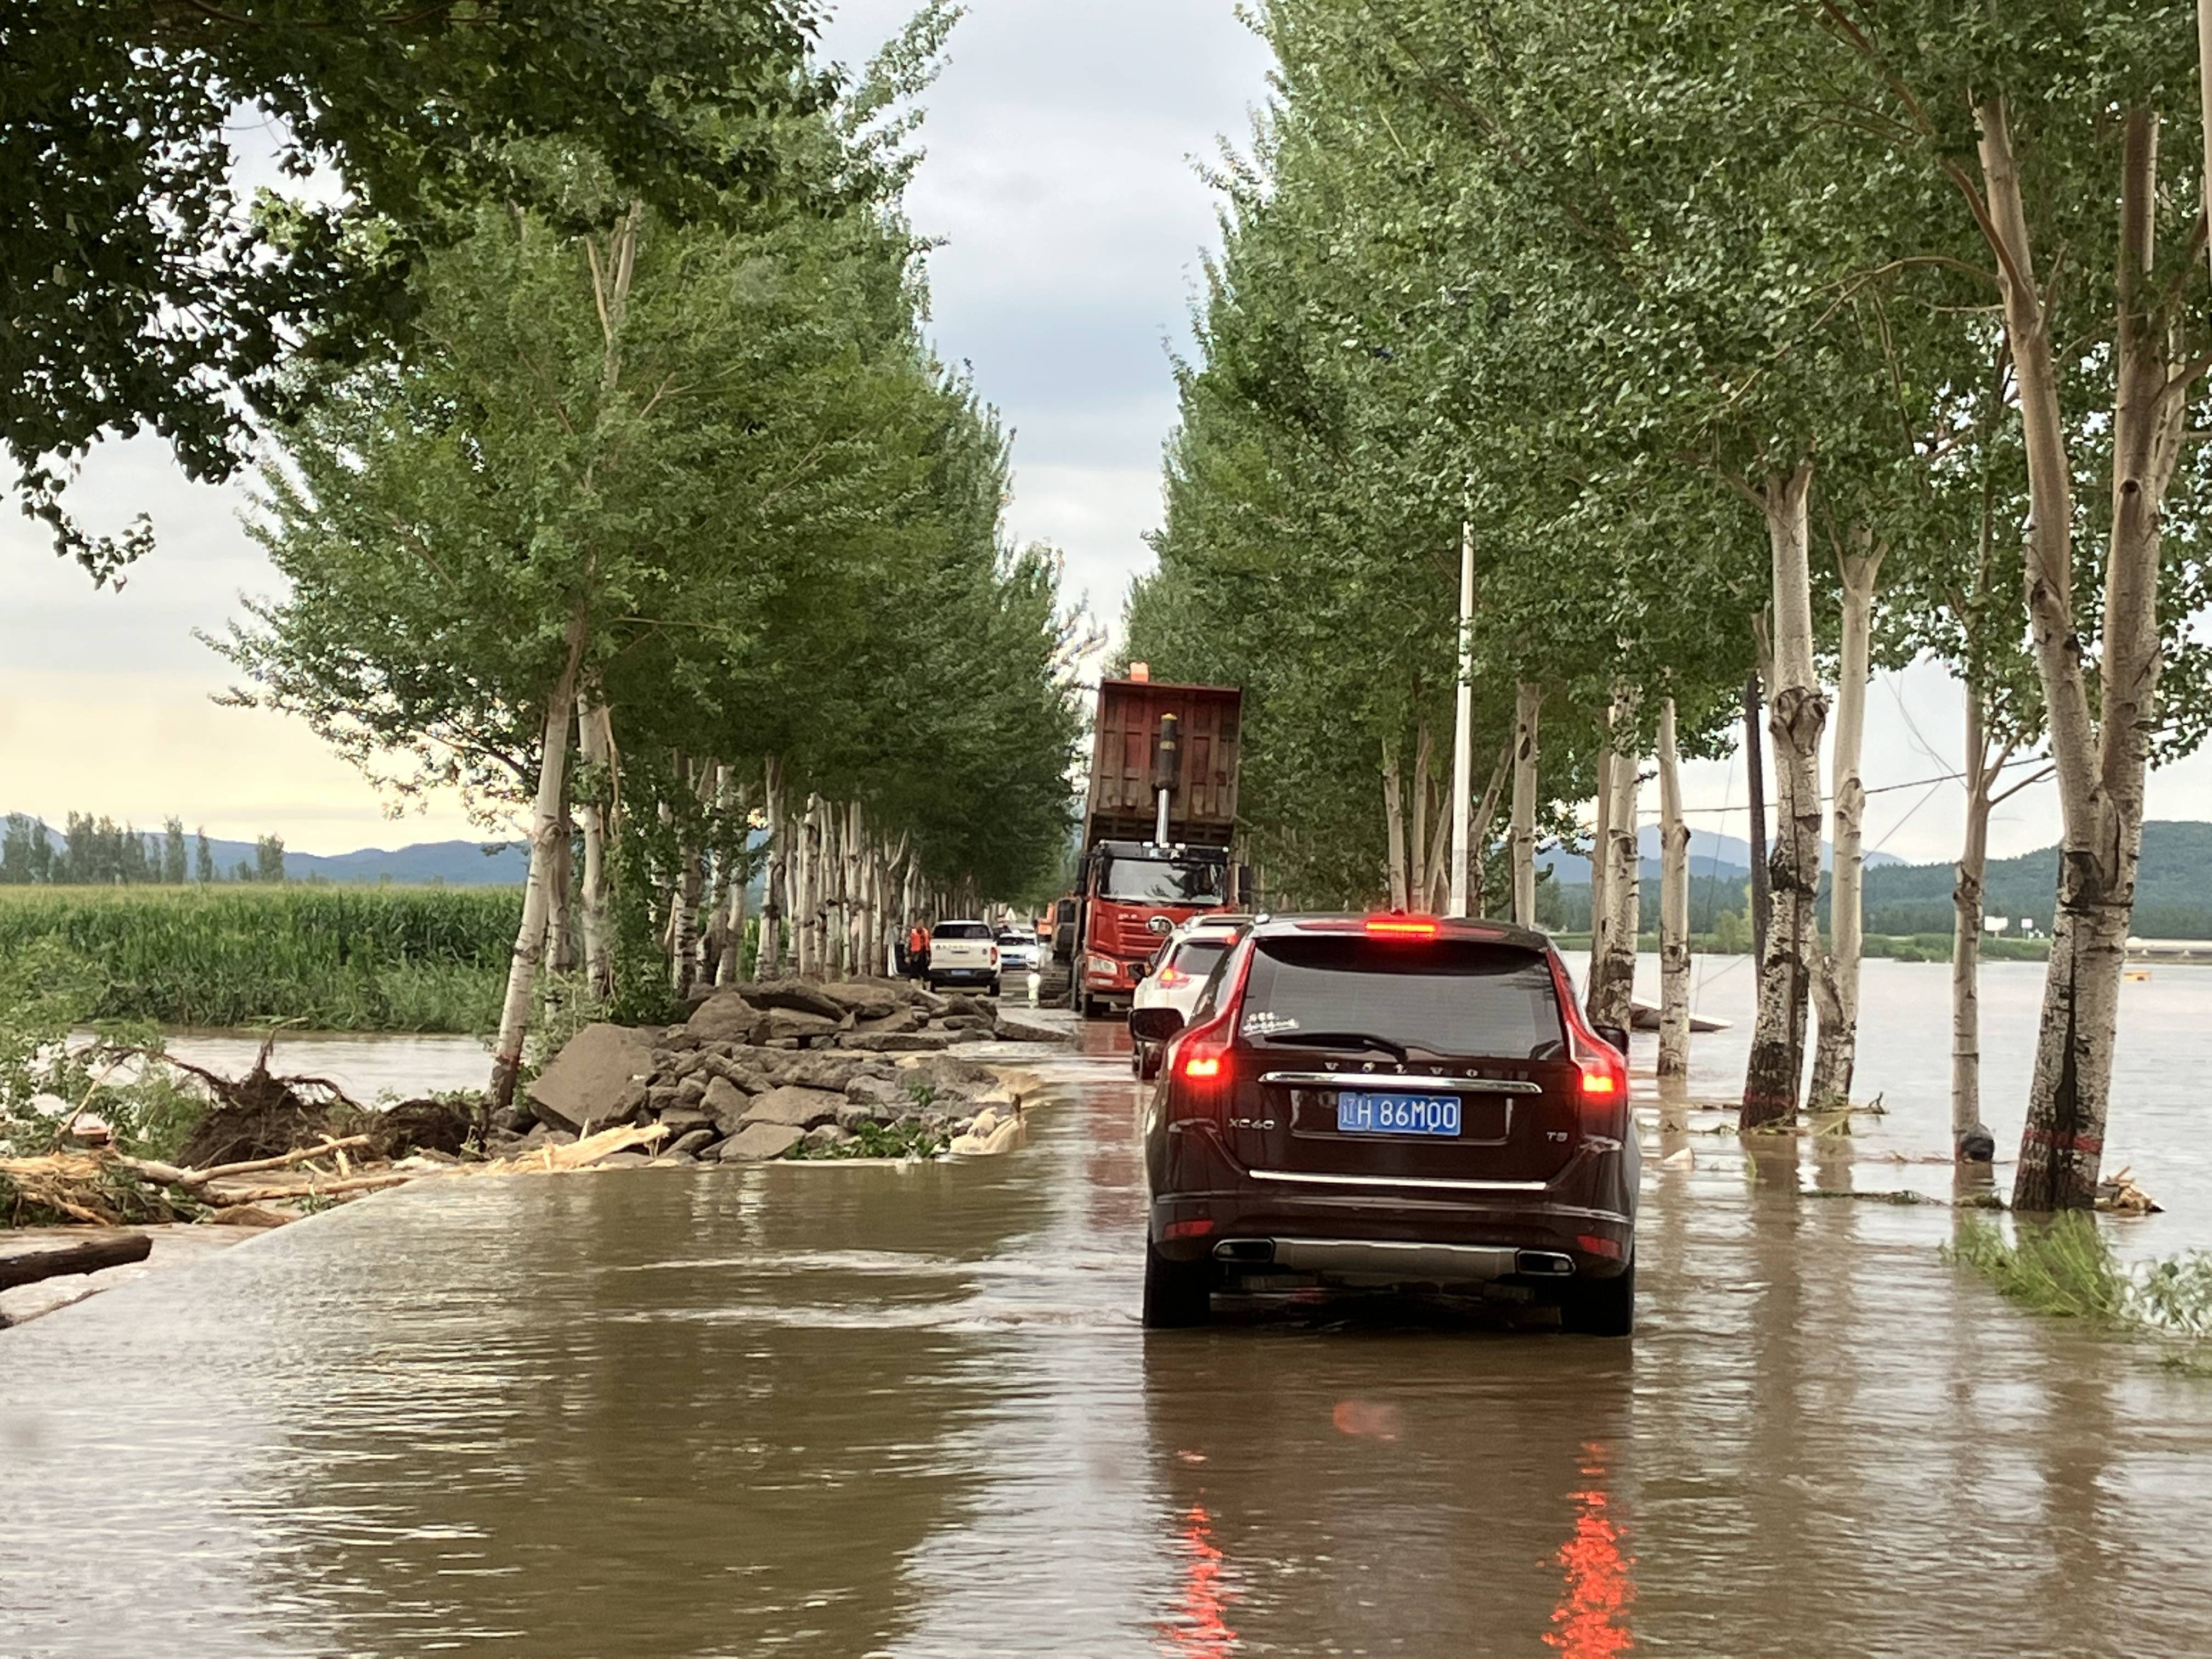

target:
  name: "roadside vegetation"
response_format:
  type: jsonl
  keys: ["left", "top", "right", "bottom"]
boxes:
{"left": 0, "top": 939, "right": 209, "bottom": 1223}
{"left": 0, "top": 887, "right": 516, "bottom": 1033}
{"left": 1951, "top": 1214, "right": 2212, "bottom": 1374}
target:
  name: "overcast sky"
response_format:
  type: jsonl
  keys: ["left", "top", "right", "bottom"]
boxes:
{"left": 7, "top": 0, "right": 2211, "bottom": 864}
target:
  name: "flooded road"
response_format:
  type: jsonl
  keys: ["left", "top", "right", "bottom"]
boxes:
{"left": 7, "top": 1020, "right": 2212, "bottom": 1656}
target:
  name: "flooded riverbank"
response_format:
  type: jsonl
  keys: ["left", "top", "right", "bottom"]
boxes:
{"left": 4, "top": 1018, "right": 2210, "bottom": 1656}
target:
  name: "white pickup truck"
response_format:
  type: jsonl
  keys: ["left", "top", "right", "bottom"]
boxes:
{"left": 927, "top": 920, "right": 1001, "bottom": 996}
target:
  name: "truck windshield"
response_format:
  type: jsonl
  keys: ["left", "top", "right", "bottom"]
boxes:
{"left": 1101, "top": 858, "right": 1226, "bottom": 904}
{"left": 1237, "top": 935, "right": 1565, "bottom": 1060}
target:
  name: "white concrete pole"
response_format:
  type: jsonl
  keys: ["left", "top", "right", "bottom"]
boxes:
{"left": 1448, "top": 520, "right": 1475, "bottom": 917}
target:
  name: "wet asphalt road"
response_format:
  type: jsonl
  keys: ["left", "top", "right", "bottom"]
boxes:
{"left": 4, "top": 1023, "right": 2211, "bottom": 1658}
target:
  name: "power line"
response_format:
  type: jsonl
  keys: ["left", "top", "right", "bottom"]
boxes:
{"left": 1631, "top": 751, "right": 2051, "bottom": 818}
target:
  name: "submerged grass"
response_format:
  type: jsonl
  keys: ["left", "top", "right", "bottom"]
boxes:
{"left": 0, "top": 885, "right": 518, "bottom": 1032}
{"left": 1949, "top": 1211, "right": 2212, "bottom": 1370}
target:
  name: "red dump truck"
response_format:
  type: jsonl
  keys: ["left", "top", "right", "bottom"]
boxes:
{"left": 1054, "top": 674, "right": 1246, "bottom": 1018}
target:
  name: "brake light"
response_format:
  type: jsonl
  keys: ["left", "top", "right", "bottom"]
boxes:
{"left": 1571, "top": 1025, "right": 1628, "bottom": 1117}
{"left": 1184, "top": 1053, "right": 1224, "bottom": 1079}
{"left": 1365, "top": 916, "right": 1439, "bottom": 938}
{"left": 1154, "top": 967, "right": 1187, "bottom": 988}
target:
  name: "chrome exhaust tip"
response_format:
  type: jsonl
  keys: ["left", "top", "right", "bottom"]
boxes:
{"left": 1214, "top": 1238, "right": 1276, "bottom": 1265}
{"left": 1515, "top": 1251, "right": 1576, "bottom": 1278}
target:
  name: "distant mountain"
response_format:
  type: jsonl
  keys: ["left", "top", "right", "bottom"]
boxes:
{"left": 286, "top": 839, "right": 529, "bottom": 885}
{"left": 1539, "top": 826, "right": 1906, "bottom": 884}
{"left": 10, "top": 816, "right": 526, "bottom": 885}
{"left": 1861, "top": 821, "right": 2212, "bottom": 938}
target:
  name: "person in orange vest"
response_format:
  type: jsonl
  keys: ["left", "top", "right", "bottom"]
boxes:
{"left": 905, "top": 922, "right": 930, "bottom": 980}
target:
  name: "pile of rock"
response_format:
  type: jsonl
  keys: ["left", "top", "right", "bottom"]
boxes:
{"left": 494, "top": 976, "right": 1061, "bottom": 1166}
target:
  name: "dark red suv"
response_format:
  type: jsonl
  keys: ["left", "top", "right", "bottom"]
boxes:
{"left": 1130, "top": 915, "right": 1637, "bottom": 1333}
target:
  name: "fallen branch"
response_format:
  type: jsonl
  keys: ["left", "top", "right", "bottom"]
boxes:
{"left": 117, "top": 1134, "right": 375, "bottom": 1193}
{"left": 0, "top": 1232, "right": 153, "bottom": 1291}
{"left": 219, "top": 1169, "right": 426, "bottom": 1205}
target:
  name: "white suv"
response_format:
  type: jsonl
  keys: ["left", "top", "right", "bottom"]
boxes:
{"left": 928, "top": 920, "right": 1001, "bottom": 996}
{"left": 1127, "top": 915, "right": 1251, "bottom": 1078}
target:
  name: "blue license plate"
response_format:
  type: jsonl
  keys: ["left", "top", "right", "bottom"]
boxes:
{"left": 1336, "top": 1092, "right": 1462, "bottom": 1137}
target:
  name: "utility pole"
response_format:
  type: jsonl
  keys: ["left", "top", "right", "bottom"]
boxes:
{"left": 1448, "top": 520, "right": 1476, "bottom": 917}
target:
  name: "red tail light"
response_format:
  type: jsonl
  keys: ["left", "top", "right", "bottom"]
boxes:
{"left": 1545, "top": 953, "right": 1629, "bottom": 1128}
{"left": 1154, "top": 967, "right": 1188, "bottom": 989}
{"left": 1365, "top": 916, "right": 1439, "bottom": 938}
{"left": 1162, "top": 938, "right": 1256, "bottom": 1118}
{"left": 1176, "top": 1015, "right": 1235, "bottom": 1084}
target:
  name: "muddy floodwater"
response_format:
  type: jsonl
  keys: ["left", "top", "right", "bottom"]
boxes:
{"left": 5, "top": 971, "right": 2212, "bottom": 1656}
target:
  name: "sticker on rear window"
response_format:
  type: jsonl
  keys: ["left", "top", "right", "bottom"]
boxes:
{"left": 1242, "top": 1011, "right": 1300, "bottom": 1036}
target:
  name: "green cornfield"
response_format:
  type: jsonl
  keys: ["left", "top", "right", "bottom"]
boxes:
{"left": 0, "top": 885, "right": 522, "bottom": 1032}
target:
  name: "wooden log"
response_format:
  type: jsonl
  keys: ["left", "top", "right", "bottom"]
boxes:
{"left": 0, "top": 1232, "right": 153, "bottom": 1291}
{"left": 117, "top": 1133, "right": 374, "bottom": 1192}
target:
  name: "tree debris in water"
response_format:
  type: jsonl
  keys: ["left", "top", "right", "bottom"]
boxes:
{"left": 2096, "top": 1166, "right": 2162, "bottom": 1216}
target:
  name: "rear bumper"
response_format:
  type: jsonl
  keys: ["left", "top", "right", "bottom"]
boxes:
{"left": 929, "top": 966, "right": 997, "bottom": 985}
{"left": 1147, "top": 1125, "right": 1635, "bottom": 1283}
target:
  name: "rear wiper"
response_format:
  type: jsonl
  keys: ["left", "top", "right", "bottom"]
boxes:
{"left": 1261, "top": 1030, "right": 1409, "bottom": 1063}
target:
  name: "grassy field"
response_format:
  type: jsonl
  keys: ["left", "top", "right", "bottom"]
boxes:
{"left": 0, "top": 885, "right": 520, "bottom": 1032}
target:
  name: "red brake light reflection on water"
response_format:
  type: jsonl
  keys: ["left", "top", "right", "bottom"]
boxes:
{"left": 1365, "top": 916, "right": 1439, "bottom": 938}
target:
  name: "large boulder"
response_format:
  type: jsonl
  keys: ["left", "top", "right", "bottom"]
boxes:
{"left": 854, "top": 1007, "right": 920, "bottom": 1036}
{"left": 716, "top": 1122, "right": 805, "bottom": 1162}
{"left": 761, "top": 1007, "right": 844, "bottom": 1046}
{"left": 740, "top": 1086, "right": 848, "bottom": 1131}
{"left": 687, "top": 992, "right": 764, "bottom": 1046}
{"left": 658, "top": 1127, "right": 719, "bottom": 1163}
{"left": 527, "top": 1024, "right": 657, "bottom": 1133}
{"left": 741, "top": 977, "right": 849, "bottom": 1022}
{"left": 702, "top": 1076, "right": 755, "bottom": 1137}
{"left": 699, "top": 1054, "right": 768, "bottom": 1093}
{"left": 812, "top": 980, "right": 906, "bottom": 1022}
{"left": 766, "top": 1051, "right": 884, "bottom": 1092}
{"left": 844, "top": 1073, "right": 912, "bottom": 1110}
{"left": 656, "top": 1106, "right": 716, "bottom": 1138}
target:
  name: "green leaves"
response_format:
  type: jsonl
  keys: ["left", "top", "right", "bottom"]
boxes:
{"left": 5, "top": 0, "right": 821, "bottom": 570}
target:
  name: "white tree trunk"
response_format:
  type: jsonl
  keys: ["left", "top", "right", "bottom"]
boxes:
{"left": 756, "top": 757, "right": 785, "bottom": 978}
{"left": 1809, "top": 537, "right": 1886, "bottom": 1110}
{"left": 1589, "top": 703, "right": 1640, "bottom": 1034}
{"left": 1466, "top": 740, "right": 1510, "bottom": 919}
{"left": 1657, "top": 698, "right": 1691, "bottom": 1080}
{"left": 1979, "top": 102, "right": 2185, "bottom": 1209}
{"left": 575, "top": 692, "right": 616, "bottom": 1001}
{"left": 1740, "top": 464, "right": 1827, "bottom": 1130}
{"left": 1509, "top": 682, "right": 1543, "bottom": 928}
{"left": 489, "top": 610, "right": 590, "bottom": 1111}
{"left": 1424, "top": 768, "right": 1453, "bottom": 914}
{"left": 1588, "top": 740, "right": 1615, "bottom": 967}
{"left": 1382, "top": 739, "right": 1410, "bottom": 909}
{"left": 1410, "top": 719, "right": 1433, "bottom": 910}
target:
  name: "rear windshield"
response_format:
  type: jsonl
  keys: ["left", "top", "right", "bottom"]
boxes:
{"left": 1168, "top": 938, "right": 1230, "bottom": 978}
{"left": 1237, "top": 936, "right": 1564, "bottom": 1060}
{"left": 933, "top": 922, "right": 991, "bottom": 940}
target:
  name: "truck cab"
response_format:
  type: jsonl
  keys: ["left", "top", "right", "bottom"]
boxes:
{"left": 1071, "top": 840, "right": 1237, "bottom": 1016}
